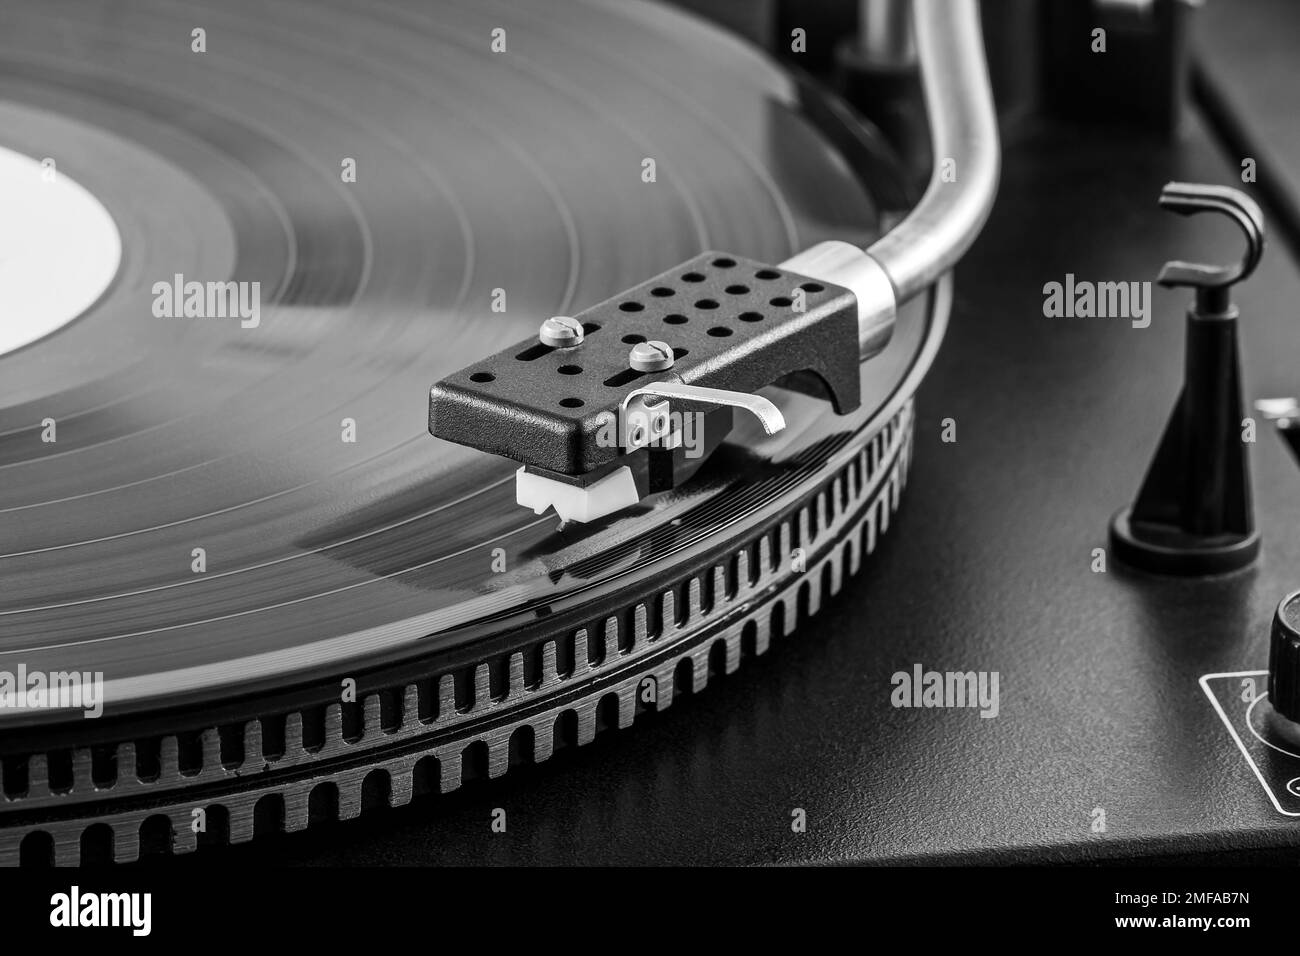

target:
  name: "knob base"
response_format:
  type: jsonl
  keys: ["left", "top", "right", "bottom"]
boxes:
{"left": 1109, "top": 507, "right": 1259, "bottom": 576}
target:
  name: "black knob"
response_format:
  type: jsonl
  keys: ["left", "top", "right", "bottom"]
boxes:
{"left": 1269, "top": 591, "right": 1300, "bottom": 723}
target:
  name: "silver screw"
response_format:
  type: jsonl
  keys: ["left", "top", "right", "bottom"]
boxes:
{"left": 629, "top": 340, "right": 674, "bottom": 372}
{"left": 539, "top": 315, "right": 584, "bottom": 348}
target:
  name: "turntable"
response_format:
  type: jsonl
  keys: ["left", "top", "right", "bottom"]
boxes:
{"left": 3, "top": 0, "right": 1300, "bottom": 883}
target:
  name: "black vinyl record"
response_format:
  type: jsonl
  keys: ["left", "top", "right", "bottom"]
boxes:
{"left": 0, "top": 0, "right": 941, "bottom": 863}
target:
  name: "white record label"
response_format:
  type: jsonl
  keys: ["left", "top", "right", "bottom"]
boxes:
{"left": 0, "top": 146, "right": 121, "bottom": 356}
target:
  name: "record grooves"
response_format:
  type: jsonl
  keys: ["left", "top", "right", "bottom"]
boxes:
{"left": 0, "top": 0, "right": 941, "bottom": 863}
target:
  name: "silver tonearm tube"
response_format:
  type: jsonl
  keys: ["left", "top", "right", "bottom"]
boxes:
{"left": 781, "top": 0, "right": 1001, "bottom": 358}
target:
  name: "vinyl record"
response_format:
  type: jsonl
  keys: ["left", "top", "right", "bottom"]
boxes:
{"left": 0, "top": 0, "right": 943, "bottom": 863}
